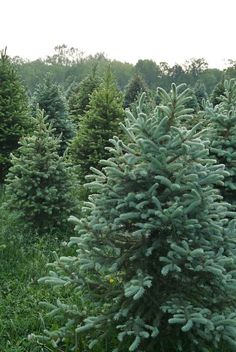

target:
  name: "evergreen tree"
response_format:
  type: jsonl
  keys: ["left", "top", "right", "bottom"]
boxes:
{"left": 211, "top": 79, "right": 225, "bottom": 106}
{"left": 3, "top": 110, "right": 75, "bottom": 233}
{"left": 0, "top": 48, "right": 30, "bottom": 180}
{"left": 70, "top": 68, "right": 125, "bottom": 181}
{"left": 194, "top": 81, "right": 208, "bottom": 110}
{"left": 205, "top": 79, "right": 236, "bottom": 204}
{"left": 39, "top": 84, "right": 236, "bottom": 351}
{"left": 124, "top": 74, "right": 147, "bottom": 108}
{"left": 67, "top": 69, "right": 100, "bottom": 124}
{"left": 184, "top": 87, "right": 199, "bottom": 113}
{"left": 32, "top": 76, "right": 74, "bottom": 153}
{"left": 129, "top": 90, "right": 157, "bottom": 119}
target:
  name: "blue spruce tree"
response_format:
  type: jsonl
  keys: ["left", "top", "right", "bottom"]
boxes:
{"left": 205, "top": 79, "right": 236, "bottom": 205}
{"left": 39, "top": 84, "right": 236, "bottom": 352}
{"left": 32, "top": 76, "right": 75, "bottom": 154}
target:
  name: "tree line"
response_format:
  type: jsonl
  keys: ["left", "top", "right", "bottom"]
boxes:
{"left": 11, "top": 44, "right": 236, "bottom": 94}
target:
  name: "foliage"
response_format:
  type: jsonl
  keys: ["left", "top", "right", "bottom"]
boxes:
{"left": 3, "top": 110, "right": 75, "bottom": 233}
{"left": 211, "top": 79, "right": 226, "bottom": 106}
{"left": 67, "top": 68, "right": 100, "bottom": 124}
{"left": 0, "top": 187, "right": 75, "bottom": 352}
{"left": 45, "top": 44, "right": 85, "bottom": 65}
{"left": 183, "top": 82, "right": 207, "bottom": 114}
{"left": 184, "top": 58, "right": 208, "bottom": 85}
{"left": 135, "top": 59, "right": 160, "bottom": 89}
{"left": 205, "top": 79, "right": 236, "bottom": 204}
{"left": 124, "top": 74, "right": 148, "bottom": 108}
{"left": 14, "top": 46, "right": 134, "bottom": 94}
{"left": 110, "top": 60, "right": 134, "bottom": 90}
{"left": 70, "top": 68, "right": 125, "bottom": 181}
{"left": 184, "top": 87, "right": 199, "bottom": 112}
{"left": 225, "top": 60, "right": 236, "bottom": 80}
{"left": 40, "top": 84, "right": 236, "bottom": 351}
{"left": 128, "top": 90, "right": 157, "bottom": 120}
{"left": 32, "top": 76, "right": 75, "bottom": 153}
{"left": 0, "top": 48, "right": 30, "bottom": 181}
{"left": 199, "top": 68, "right": 223, "bottom": 95}
{"left": 194, "top": 81, "right": 208, "bottom": 110}
{"left": 169, "top": 64, "right": 186, "bottom": 85}
{"left": 12, "top": 46, "right": 236, "bottom": 102}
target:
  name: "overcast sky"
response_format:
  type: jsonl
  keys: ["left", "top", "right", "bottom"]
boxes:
{"left": 1, "top": 0, "right": 235, "bottom": 68}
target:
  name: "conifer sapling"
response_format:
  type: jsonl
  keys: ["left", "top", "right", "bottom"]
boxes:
{"left": 4, "top": 109, "right": 75, "bottom": 233}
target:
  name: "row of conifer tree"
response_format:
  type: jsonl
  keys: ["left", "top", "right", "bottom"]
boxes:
{"left": 1, "top": 48, "right": 236, "bottom": 351}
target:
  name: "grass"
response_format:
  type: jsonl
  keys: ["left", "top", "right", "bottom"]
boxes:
{"left": 0, "top": 187, "right": 74, "bottom": 351}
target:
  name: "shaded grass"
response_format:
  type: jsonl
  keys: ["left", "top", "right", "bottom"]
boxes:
{"left": 0, "top": 186, "right": 74, "bottom": 351}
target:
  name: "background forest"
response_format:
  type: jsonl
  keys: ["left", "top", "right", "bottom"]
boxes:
{"left": 12, "top": 44, "right": 236, "bottom": 94}
{"left": 1, "top": 45, "right": 236, "bottom": 352}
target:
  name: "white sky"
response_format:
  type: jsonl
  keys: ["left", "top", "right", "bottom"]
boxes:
{"left": 1, "top": 0, "right": 235, "bottom": 68}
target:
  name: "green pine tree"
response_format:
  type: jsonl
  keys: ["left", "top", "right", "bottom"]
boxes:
{"left": 211, "top": 79, "right": 225, "bottom": 106}
{"left": 205, "top": 79, "right": 236, "bottom": 204}
{"left": 0, "top": 48, "right": 30, "bottom": 181}
{"left": 39, "top": 84, "right": 236, "bottom": 352}
{"left": 67, "top": 68, "right": 100, "bottom": 124}
{"left": 124, "top": 74, "right": 147, "bottom": 108}
{"left": 70, "top": 68, "right": 125, "bottom": 181}
{"left": 32, "top": 76, "right": 74, "bottom": 153}
{"left": 3, "top": 109, "right": 75, "bottom": 233}
{"left": 194, "top": 81, "right": 208, "bottom": 110}
{"left": 184, "top": 87, "right": 199, "bottom": 113}
{"left": 129, "top": 90, "right": 158, "bottom": 119}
